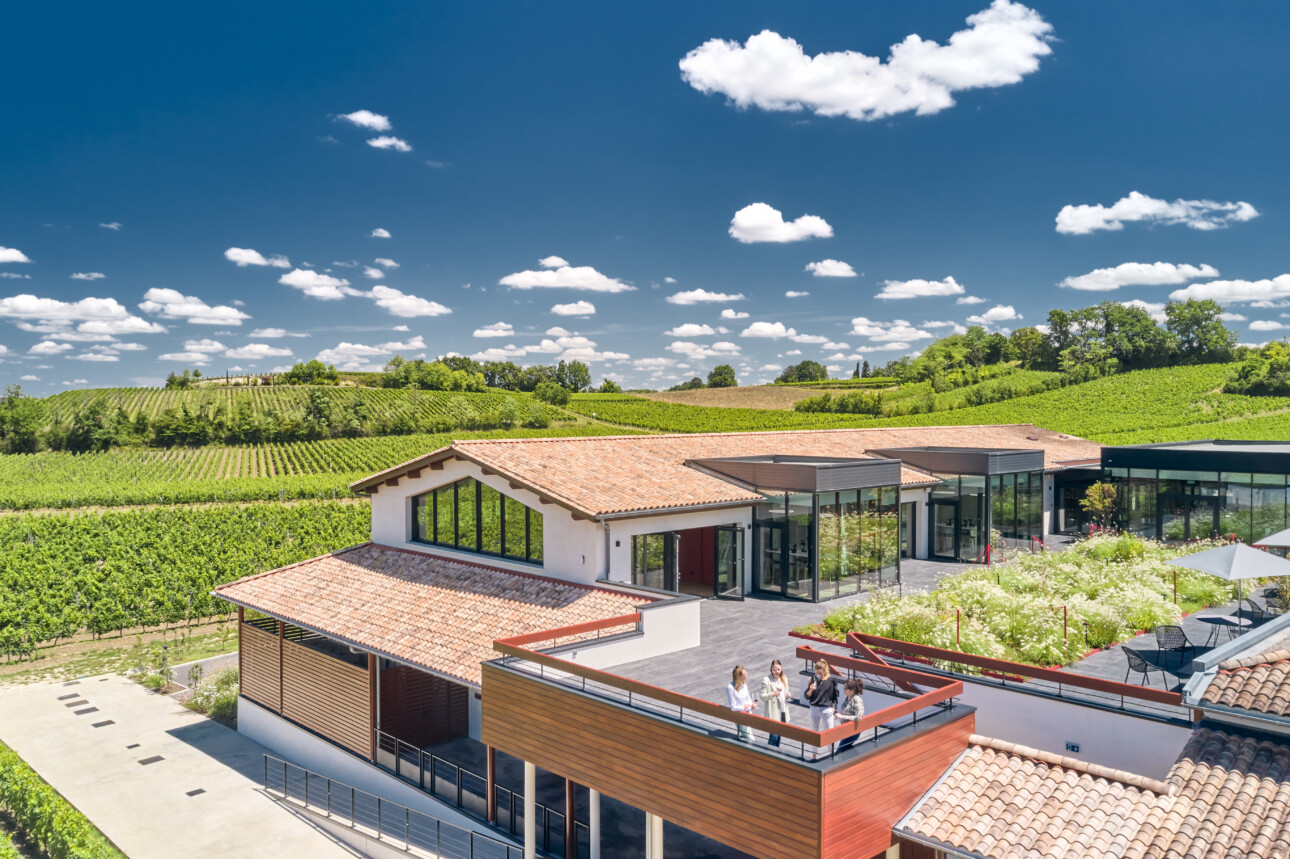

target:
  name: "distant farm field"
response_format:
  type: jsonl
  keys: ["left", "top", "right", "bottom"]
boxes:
{"left": 638, "top": 385, "right": 833, "bottom": 410}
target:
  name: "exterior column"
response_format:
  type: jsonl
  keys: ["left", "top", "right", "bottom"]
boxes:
{"left": 523, "top": 761, "right": 536, "bottom": 859}
{"left": 589, "top": 789, "right": 601, "bottom": 859}
{"left": 486, "top": 746, "right": 497, "bottom": 823}
{"left": 645, "top": 812, "right": 663, "bottom": 859}
{"left": 564, "top": 778, "right": 576, "bottom": 859}
{"left": 367, "top": 653, "right": 377, "bottom": 762}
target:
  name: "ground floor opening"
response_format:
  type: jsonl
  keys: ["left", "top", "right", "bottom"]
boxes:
{"left": 629, "top": 524, "right": 744, "bottom": 599}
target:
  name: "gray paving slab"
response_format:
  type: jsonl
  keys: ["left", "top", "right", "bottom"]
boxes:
{"left": 0, "top": 674, "right": 357, "bottom": 859}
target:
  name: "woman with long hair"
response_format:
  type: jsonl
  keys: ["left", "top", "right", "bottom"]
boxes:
{"left": 760, "top": 658, "right": 791, "bottom": 747}
{"left": 804, "top": 659, "right": 840, "bottom": 759}
{"left": 726, "top": 665, "right": 757, "bottom": 743}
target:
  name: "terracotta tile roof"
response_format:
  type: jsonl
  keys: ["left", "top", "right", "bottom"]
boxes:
{"left": 901, "top": 727, "right": 1290, "bottom": 859}
{"left": 213, "top": 543, "right": 647, "bottom": 686}
{"left": 352, "top": 424, "right": 1098, "bottom": 518}
{"left": 1201, "top": 630, "right": 1290, "bottom": 716}
{"left": 900, "top": 734, "right": 1172, "bottom": 859}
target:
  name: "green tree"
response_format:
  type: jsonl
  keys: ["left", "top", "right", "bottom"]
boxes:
{"left": 598, "top": 378, "right": 622, "bottom": 393}
{"left": 776, "top": 360, "right": 828, "bottom": 383}
{"left": 1166, "top": 299, "right": 1237, "bottom": 363}
{"left": 707, "top": 364, "right": 738, "bottom": 388}
{"left": 1080, "top": 481, "right": 1118, "bottom": 529}
{"left": 0, "top": 385, "right": 43, "bottom": 454}
{"left": 556, "top": 360, "right": 592, "bottom": 392}
{"left": 533, "top": 381, "right": 571, "bottom": 406}
{"left": 1008, "top": 327, "right": 1047, "bottom": 369}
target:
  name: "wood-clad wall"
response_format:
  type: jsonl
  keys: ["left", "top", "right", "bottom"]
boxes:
{"left": 482, "top": 663, "right": 823, "bottom": 859}
{"left": 239, "top": 620, "right": 372, "bottom": 757}
{"left": 380, "top": 664, "right": 468, "bottom": 748}
{"left": 821, "top": 715, "right": 974, "bottom": 858}
{"left": 282, "top": 640, "right": 372, "bottom": 757}
{"left": 240, "top": 621, "right": 281, "bottom": 709}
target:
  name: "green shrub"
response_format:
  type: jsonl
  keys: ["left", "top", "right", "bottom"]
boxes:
{"left": 185, "top": 667, "right": 239, "bottom": 724}
{"left": 140, "top": 673, "right": 165, "bottom": 692}
{"left": 0, "top": 741, "right": 123, "bottom": 859}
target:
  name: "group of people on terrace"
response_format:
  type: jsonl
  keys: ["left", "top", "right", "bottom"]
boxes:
{"left": 726, "top": 659, "right": 864, "bottom": 759}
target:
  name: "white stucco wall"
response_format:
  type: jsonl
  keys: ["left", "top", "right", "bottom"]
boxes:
{"left": 956, "top": 682, "right": 1193, "bottom": 780}
{"left": 902, "top": 487, "right": 930, "bottom": 560}
{"left": 1043, "top": 472, "right": 1056, "bottom": 537}
{"left": 602, "top": 507, "right": 753, "bottom": 590}
{"left": 549, "top": 596, "right": 702, "bottom": 669}
{"left": 239, "top": 696, "right": 500, "bottom": 835}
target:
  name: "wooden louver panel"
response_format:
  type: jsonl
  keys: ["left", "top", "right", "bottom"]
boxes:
{"left": 239, "top": 621, "right": 281, "bottom": 710}
{"left": 281, "top": 639, "right": 372, "bottom": 756}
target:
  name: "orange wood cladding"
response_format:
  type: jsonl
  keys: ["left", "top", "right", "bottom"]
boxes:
{"left": 240, "top": 621, "right": 281, "bottom": 709}
{"left": 282, "top": 640, "right": 371, "bottom": 757}
{"left": 821, "top": 714, "right": 975, "bottom": 859}
{"left": 482, "top": 662, "right": 822, "bottom": 859}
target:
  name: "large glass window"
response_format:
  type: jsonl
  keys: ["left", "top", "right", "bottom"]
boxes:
{"left": 786, "top": 493, "right": 815, "bottom": 600}
{"left": 412, "top": 478, "right": 543, "bottom": 564}
{"left": 630, "top": 533, "right": 671, "bottom": 591}
{"left": 1254, "top": 474, "right": 1288, "bottom": 543}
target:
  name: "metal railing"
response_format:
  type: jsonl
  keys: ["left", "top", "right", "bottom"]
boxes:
{"left": 263, "top": 754, "right": 524, "bottom": 859}
{"left": 375, "top": 731, "right": 589, "bottom": 858}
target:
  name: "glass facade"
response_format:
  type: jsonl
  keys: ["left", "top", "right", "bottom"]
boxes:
{"left": 1108, "top": 468, "right": 1290, "bottom": 543}
{"left": 754, "top": 485, "right": 899, "bottom": 601}
{"left": 630, "top": 533, "right": 672, "bottom": 591}
{"left": 412, "top": 478, "right": 543, "bottom": 564}
{"left": 989, "top": 471, "right": 1044, "bottom": 550}
{"left": 931, "top": 471, "right": 1043, "bottom": 559}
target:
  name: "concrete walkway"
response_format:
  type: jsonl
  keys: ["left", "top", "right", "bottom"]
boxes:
{"left": 0, "top": 674, "right": 357, "bottom": 859}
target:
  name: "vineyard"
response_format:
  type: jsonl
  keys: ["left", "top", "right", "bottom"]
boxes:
{"left": 37, "top": 385, "right": 562, "bottom": 427}
{"left": 0, "top": 425, "right": 639, "bottom": 510}
{"left": 0, "top": 501, "right": 370, "bottom": 658}
{"left": 570, "top": 364, "right": 1290, "bottom": 442}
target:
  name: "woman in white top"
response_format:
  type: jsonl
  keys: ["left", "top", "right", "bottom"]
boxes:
{"left": 726, "top": 665, "right": 757, "bottom": 743}
{"left": 759, "top": 658, "right": 791, "bottom": 747}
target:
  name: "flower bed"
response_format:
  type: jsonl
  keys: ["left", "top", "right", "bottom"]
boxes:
{"left": 799, "top": 533, "right": 1255, "bottom": 670}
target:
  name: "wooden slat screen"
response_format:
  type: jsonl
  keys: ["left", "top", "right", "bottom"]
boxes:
{"left": 380, "top": 664, "right": 468, "bottom": 748}
{"left": 482, "top": 662, "right": 822, "bottom": 859}
{"left": 821, "top": 715, "right": 974, "bottom": 858}
{"left": 240, "top": 621, "right": 281, "bottom": 710}
{"left": 281, "top": 639, "right": 372, "bottom": 756}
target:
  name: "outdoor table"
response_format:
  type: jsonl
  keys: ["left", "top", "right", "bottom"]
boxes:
{"left": 1197, "top": 615, "right": 1252, "bottom": 648}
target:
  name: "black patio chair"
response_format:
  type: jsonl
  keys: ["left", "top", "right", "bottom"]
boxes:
{"left": 1153, "top": 625, "right": 1197, "bottom": 669}
{"left": 1123, "top": 647, "right": 1167, "bottom": 688}
{"left": 1244, "top": 598, "right": 1276, "bottom": 625}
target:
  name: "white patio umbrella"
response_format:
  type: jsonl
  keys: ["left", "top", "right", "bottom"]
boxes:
{"left": 1253, "top": 527, "right": 1290, "bottom": 550}
{"left": 1166, "top": 543, "right": 1290, "bottom": 625}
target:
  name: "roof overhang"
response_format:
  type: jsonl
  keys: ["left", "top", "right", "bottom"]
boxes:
{"left": 688, "top": 454, "right": 902, "bottom": 493}
{"left": 868, "top": 446, "right": 1045, "bottom": 476}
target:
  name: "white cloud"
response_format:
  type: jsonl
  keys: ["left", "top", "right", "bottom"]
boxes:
{"left": 338, "top": 110, "right": 392, "bottom": 131}
{"left": 19, "top": 375, "right": 38, "bottom": 381}
{"left": 1056, "top": 191, "right": 1260, "bottom": 235}
{"left": 29, "top": 341, "right": 73, "bottom": 355}
{"left": 850, "top": 317, "right": 934, "bottom": 341}
{"left": 785, "top": 290, "right": 810, "bottom": 298}
{"left": 956, "top": 295, "right": 986, "bottom": 305}
{"left": 525, "top": 334, "right": 628, "bottom": 363}
{"left": 550, "top": 300, "right": 596, "bottom": 317}
{"left": 471, "top": 345, "right": 528, "bottom": 361}
{"left": 225, "top": 343, "right": 293, "bottom": 360}
{"left": 1222, "top": 312, "right": 1247, "bottom": 322}
{"left": 668, "top": 289, "right": 746, "bottom": 305}
{"left": 392, "top": 324, "right": 410, "bottom": 332}
{"left": 70, "top": 272, "right": 106, "bottom": 281}
{"left": 279, "top": 268, "right": 352, "bottom": 300}
{"left": 805, "top": 259, "right": 857, "bottom": 278}
{"left": 1059, "top": 261, "right": 1221, "bottom": 292}
{"left": 0, "top": 273, "right": 30, "bottom": 279}
{"left": 374, "top": 258, "right": 399, "bottom": 269}
{"left": 110, "top": 342, "right": 146, "bottom": 352}
{"left": 367, "top": 136, "right": 412, "bottom": 152}
{"left": 539, "top": 256, "right": 570, "bottom": 269}
{"left": 500, "top": 261, "right": 634, "bottom": 293}
{"left": 370, "top": 228, "right": 391, "bottom": 238}
{"left": 741, "top": 322, "right": 800, "bottom": 339}
{"left": 1120, "top": 299, "right": 1167, "bottom": 322}
{"left": 1248, "top": 320, "right": 1287, "bottom": 332}
{"left": 876, "top": 276, "right": 965, "bottom": 300}
{"left": 679, "top": 2, "right": 1054, "bottom": 122}
{"left": 664, "top": 323, "right": 716, "bottom": 337}
{"left": 225, "top": 247, "right": 290, "bottom": 268}
{"left": 634, "top": 357, "right": 677, "bottom": 370}
{"left": 664, "top": 276, "right": 677, "bottom": 284}
{"left": 99, "top": 222, "right": 122, "bottom": 231}
{"left": 1169, "top": 275, "right": 1290, "bottom": 305}
{"left": 0, "top": 294, "right": 164, "bottom": 342}
{"left": 966, "top": 304, "right": 1021, "bottom": 326}
{"left": 729, "top": 203, "right": 832, "bottom": 243}
{"left": 69, "top": 351, "right": 118, "bottom": 362}
{"left": 0, "top": 247, "right": 32, "bottom": 264}
{"left": 785, "top": 350, "right": 802, "bottom": 356}
{"left": 721, "top": 308, "right": 750, "bottom": 319}
{"left": 545, "top": 327, "right": 571, "bottom": 337}
{"left": 158, "top": 351, "right": 214, "bottom": 364}
{"left": 139, "top": 287, "right": 250, "bottom": 326}
{"left": 474, "top": 321, "right": 515, "bottom": 338}
{"left": 363, "top": 266, "right": 385, "bottom": 280}
{"left": 368, "top": 285, "right": 452, "bottom": 317}
{"left": 249, "top": 328, "right": 309, "bottom": 338}
{"left": 176, "top": 339, "right": 227, "bottom": 354}
{"left": 822, "top": 341, "right": 851, "bottom": 351}
{"left": 668, "top": 340, "right": 741, "bottom": 360}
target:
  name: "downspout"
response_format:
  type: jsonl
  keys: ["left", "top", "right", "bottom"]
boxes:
{"left": 602, "top": 520, "right": 612, "bottom": 582}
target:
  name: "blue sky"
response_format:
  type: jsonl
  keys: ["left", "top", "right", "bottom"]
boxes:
{"left": 3, "top": 1, "right": 1289, "bottom": 392}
